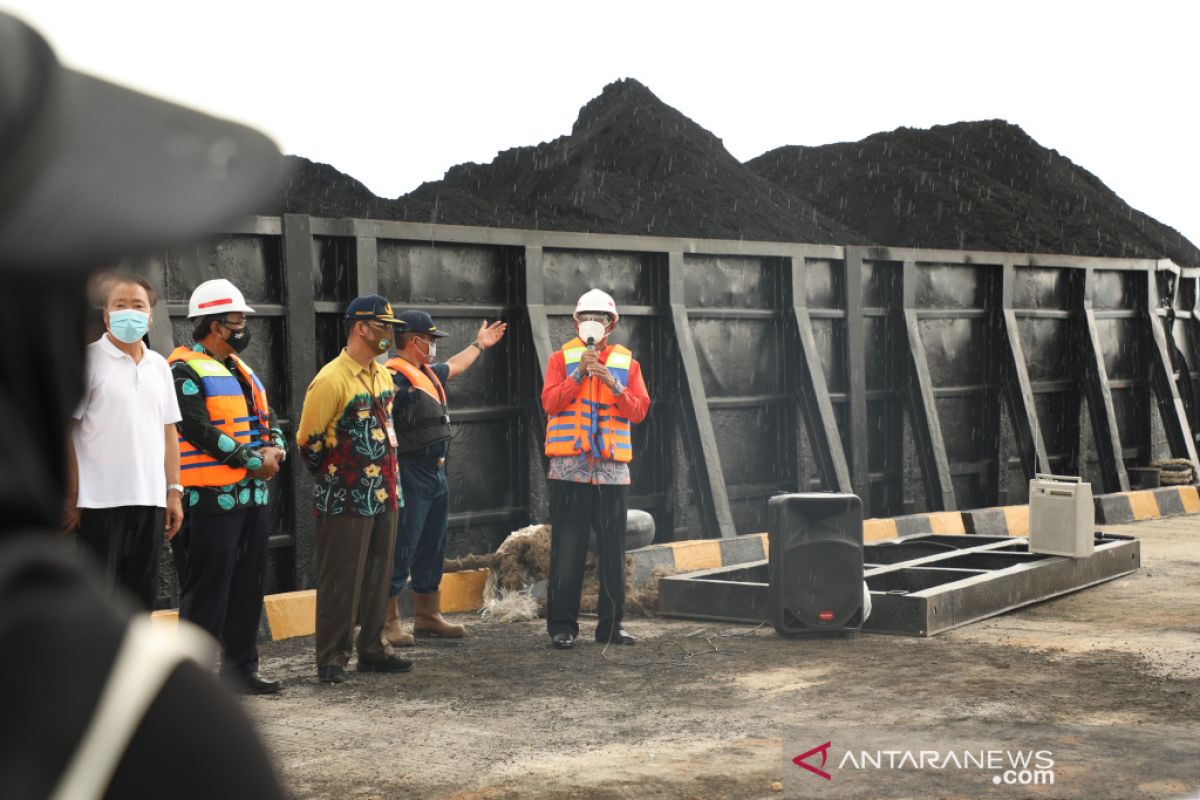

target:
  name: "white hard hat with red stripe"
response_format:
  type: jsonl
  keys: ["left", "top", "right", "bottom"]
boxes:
{"left": 187, "top": 278, "right": 256, "bottom": 318}
{"left": 573, "top": 288, "right": 619, "bottom": 322}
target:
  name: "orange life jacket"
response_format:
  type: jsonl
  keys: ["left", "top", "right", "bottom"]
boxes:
{"left": 544, "top": 339, "right": 633, "bottom": 462}
{"left": 168, "top": 347, "right": 272, "bottom": 487}
{"left": 384, "top": 357, "right": 452, "bottom": 454}
{"left": 385, "top": 357, "right": 447, "bottom": 404}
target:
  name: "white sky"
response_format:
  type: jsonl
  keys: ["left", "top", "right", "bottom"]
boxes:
{"left": 7, "top": 1, "right": 1199, "bottom": 246}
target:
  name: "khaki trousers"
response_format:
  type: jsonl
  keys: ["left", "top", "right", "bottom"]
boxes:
{"left": 315, "top": 511, "right": 397, "bottom": 668}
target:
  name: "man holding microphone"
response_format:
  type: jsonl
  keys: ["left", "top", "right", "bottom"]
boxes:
{"left": 540, "top": 290, "right": 651, "bottom": 650}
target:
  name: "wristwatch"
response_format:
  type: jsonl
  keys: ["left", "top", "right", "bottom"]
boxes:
{"left": 167, "top": 483, "right": 184, "bottom": 494}
{"left": 471, "top": 341, "right": 484, "bottom": 354}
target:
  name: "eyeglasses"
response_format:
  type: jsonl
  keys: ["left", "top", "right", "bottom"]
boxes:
{"left": 578, "top": 313, "right": 612, "bottom": 324}
{"left": 364, "top": 321, "right": 393, "bottom": 333}
{"left": 220, "top": 318, "right": 247, "bottom": 332}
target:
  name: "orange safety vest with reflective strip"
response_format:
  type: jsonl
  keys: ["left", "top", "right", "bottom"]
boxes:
{"left": 544, "top": 339, "right": 634, "bottom": 462}
{"left": 168, "top": 347, "right": 272, "bottom": 487}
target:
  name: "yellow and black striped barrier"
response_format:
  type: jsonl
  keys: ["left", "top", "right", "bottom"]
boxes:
{"left": 152, "top": 568, "right": 489, "bottom": 642}
{"left": 1091, "top": 485, "right": 1200, "bottom": 524}
{"left": 153, "top": 485, "right": 1197, "bottom": 640}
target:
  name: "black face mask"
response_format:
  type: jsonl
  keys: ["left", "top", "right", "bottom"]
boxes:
{"left": 224, "top": 324, "right": 251, "bottom": 353}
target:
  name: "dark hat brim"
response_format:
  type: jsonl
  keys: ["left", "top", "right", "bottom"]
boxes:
{"left": 0, "top": 20, "right": 284, "bottom": 270}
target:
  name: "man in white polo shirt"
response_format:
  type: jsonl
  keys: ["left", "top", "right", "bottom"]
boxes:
{"left": 65, "top": 274, "right": 184, "bottom": 610}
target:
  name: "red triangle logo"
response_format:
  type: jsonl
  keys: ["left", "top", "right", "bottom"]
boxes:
{"left": 792, "top": 741, "right": 833, "bottom": 781}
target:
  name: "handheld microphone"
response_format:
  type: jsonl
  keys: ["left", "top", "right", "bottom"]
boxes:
{"left": 585, "top": 336, "right": 596, "bottom": 352}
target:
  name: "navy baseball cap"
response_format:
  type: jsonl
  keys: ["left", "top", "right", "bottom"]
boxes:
{"left": 344, "top": 294, "right": 402, "bottom": 325}
{"left": 397, "top": 310, "right": 449, "bottom": 337}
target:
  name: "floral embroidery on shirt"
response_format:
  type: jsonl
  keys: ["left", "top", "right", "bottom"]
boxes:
{"left": 297, "top": 351, "right": 402, "bottom": 517}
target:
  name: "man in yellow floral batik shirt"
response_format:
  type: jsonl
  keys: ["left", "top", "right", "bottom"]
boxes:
{"left": 296, "top": 295, "right": 413, "bottom": 684}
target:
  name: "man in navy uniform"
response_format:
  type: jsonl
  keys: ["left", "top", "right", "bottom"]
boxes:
{"left": 382, "top": 310, "right": 506, "bottom": 645}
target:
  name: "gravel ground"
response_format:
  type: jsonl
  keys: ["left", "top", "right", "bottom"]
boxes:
{"left": 243, "top": 517, "right": 1200, "bottom": 799}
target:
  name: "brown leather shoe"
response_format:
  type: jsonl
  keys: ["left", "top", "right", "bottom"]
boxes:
{"left": 413, "top": 590, "right": 466, "bottom": 638}
{"left": 382, "top": 596, "right": 414, "bottom": 647}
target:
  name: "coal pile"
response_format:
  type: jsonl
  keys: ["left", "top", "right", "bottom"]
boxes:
{"left": 263, "top": 81, "right": 1199, "bottom": 266}
{"left": 747, "top": 121, "right": 1200, "bottom": 266}
{"left": 270, "top": 156, "right": 433, "bottom": 222}
{"left": 269, "top": 79, "right": 859, "bottom": 244}
{"left": 402, "top": 79, "right": 860, "bottom": 243}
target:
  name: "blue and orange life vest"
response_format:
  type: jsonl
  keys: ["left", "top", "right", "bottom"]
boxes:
{"left": 168, "top": 347, "right": 272, "bottom": 487}
{"left": 544, "top": 338, "right": 634, "bottom": 463}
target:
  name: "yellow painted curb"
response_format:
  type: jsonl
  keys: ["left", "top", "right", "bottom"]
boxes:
{"left": 257, "top": 571, "right": 489, "bottom": 641}
{"left": 1127, "top": 490, "right": 1160, "bottom": 521}
{"left": 150, "top": 609, "right": 178, "bottom": 626}
{"left": 1002, "top": 505, "right": 1030, "bottom": 536}
{"left": 263, "top": 589, "right": 317, "bottom": 641}
{"left": 440, "top": 568, "right": 489, "bottom": 613}
{"left": 927, "top": 512, "right": 966, "bottom": 534}
{"left": 669, "top": 539, "right": 723, "bottom": 571}
{"left": 863, "top": 518, "right": 898, "bottom": 542}
{"left": 1179, "top": 486, "right": 1200, "bottom": 514}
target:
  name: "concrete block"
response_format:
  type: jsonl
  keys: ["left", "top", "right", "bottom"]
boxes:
{"left": 963, "top": 508, "right": 1007, "bottom": 536}
{"left": 894, "top": 514, "right": 933, "bottom": 537}
{"left": 1153, "top": 487, "right": 1185, "bottom": 517}
{"left": 1094, "top": 494, "right": 1134, "bottom": 525}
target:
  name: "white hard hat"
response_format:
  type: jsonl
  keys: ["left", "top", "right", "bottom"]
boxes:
{"left": 574, "top": 289, "right": 619, "bottom": 322}
{"left": 187, "top": 278, "right": 255, "bottom": 318}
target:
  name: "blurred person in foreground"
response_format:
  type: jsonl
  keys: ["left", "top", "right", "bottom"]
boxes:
{"left": 0, "top": 12, "right": 286, "bottom": 799}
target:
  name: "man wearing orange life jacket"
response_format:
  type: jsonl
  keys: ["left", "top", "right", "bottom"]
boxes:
{"left": 382, "top": 310, "right": 507, "bottom": 645}
{"left": 168, "top": 278, "right": 286, "bottom": 695}
{"left": 542, "top": 289, "right": 651, "bottom": 650}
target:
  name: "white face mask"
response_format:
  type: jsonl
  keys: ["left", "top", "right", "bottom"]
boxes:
{"left": 578, "top": 320, "right": 606, "bottom": 346}
{"left": 416, "top": 337, "right": 437, "bottom": 361}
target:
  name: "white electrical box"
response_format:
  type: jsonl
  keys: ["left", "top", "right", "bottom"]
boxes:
{"left": 1028, "top": 474, "right": 1094, "bottom": 558}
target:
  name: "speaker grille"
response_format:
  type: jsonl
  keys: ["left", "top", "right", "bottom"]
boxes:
{"left": 769, "top": 493, "right": 864, "bottom": 636}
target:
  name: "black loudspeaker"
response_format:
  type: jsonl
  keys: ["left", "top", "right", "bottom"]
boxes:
{"left": 768, "top": 493, "right": 864, "bottom": 637}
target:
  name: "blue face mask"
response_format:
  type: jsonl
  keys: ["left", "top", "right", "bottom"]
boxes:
{"left": 108, "top": 309, "right": 150, "bottom": 344}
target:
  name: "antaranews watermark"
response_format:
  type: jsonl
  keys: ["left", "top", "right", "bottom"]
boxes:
{"left": 781, "top": 724, "right": 1197, "bottom": 799}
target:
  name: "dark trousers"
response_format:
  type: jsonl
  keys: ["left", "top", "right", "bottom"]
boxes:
{"left": 546, "top": 480, "right": 629, "bottom": 639}
{"left": 77, "top": 505, "right": 164, "bottom": 611}
{"left": 175, "top": 506, "right": 269, "bottom": 675}
{"left": 390, "top": 459, "right": 450, "bottom": 596}
{"left": 315, "top": 511, "right": 396, "bottom": 669}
